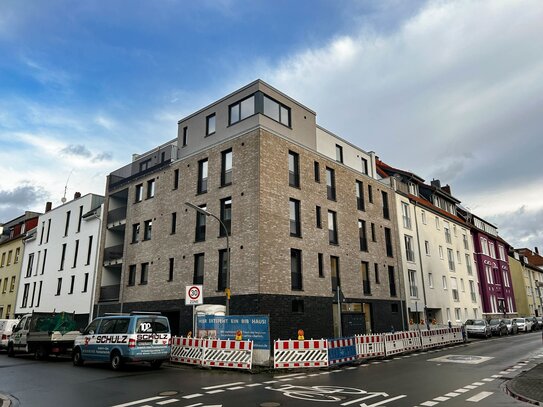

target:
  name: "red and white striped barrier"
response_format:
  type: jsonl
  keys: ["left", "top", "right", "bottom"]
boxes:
{"left": 355, "top": 334, "right": 385, "bottom": 359}
{"left": 171, "top": 337, "right": 205, "bottom": 365}
{"left": 274, "top": 339, "right": 329, "bottom": 369}
{"left": 202, "top": 339, "right": 253, "bottom": 370}
{"left": 420, "top": 328, "right": 449, "bottom": 349}
{"left": 448, "top": 327, "right": 463, "bottom": 344}
{"left": 402, "top": 331, "right": 422, "bottom": 352}
{"left": 384, "top": 332, "right": 407, "bottom": 356}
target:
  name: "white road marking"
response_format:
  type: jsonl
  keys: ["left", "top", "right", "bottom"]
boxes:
{"left": 466, "top": 391, "right": 493, "bottom": 402}
{"left": 307, "top": 373, "right": 320, "bottom": 377}
{"left": 491, "top": 375, "right": 502, "bottom": 378}
{"left": 455, "top": 388, "right": 469, "bottom": 393}
{"left": 482, "top": 378, "right": 494, "bottom": 382}
{"left": 346, "top": 366, "right": 358, "bottom": 370}
{"left": 274, "top": 373, "right": 305, "bottom": 379}
{"left": 206, "top": 390, "right": 224, "bottom": 394}
{"left": 355, "top": 395, "right": 406, "bottom": 406}
{"left": 264, "top": 380, "right": 278, "bottom": 384}
{"left": 464, "top": 385, "right": 477, "bottom": 389}
{"left": 202, "top": 382, "right": 245, "bottom": 390}
{"left": 182, "top": 394, "right": 203, "bottom": 399}
{"left": 245, "top": 383, "right": 262, "bottom": 387}
{"left": 433, "top": 396, "right": 449, "bottom": 401}
{"left": 472, "top": 382, "right": 484, "bottom": 386}
{"left": 156, "top": 400, "right": 179, "bottom": 405}
{"left": 111, "top": 396, "right": 166, "bottom": 407}
{"left": 185, "top": 404, "right": 203, "bottom": 407}
{"left": 420, "top": 401, "right": 438, "bottom": 406}
{"left": 514, "top": 365, "right": 523, "bottom": 368}
{"left": 279, "top": 378, "right": 295, "bottom": 381}
{"left": 445, "top": 392, "right": 460, "bottom": 397}
{"left": 320, "top": 371, "right": 332, "bottom": 375}
{"left": 227, "top": 387, "right": 244, "bottom": 391}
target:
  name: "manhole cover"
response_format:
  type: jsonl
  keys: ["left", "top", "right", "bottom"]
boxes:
{"left": 260, "top": 403, "right": 281, "bottom": 407}
{"left": 158, "top": 391, "right": 179, "bottom": 396}
{"left": 448, "top": 355, "right": 482, "bottom": 361}
{"left": 428, "top": 355, "right": 494, "bottom": 364}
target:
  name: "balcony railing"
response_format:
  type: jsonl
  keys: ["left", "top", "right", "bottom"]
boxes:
{"left": 99, "top": 284, "right": 120, "bottom": 302}
{"left": 104, "top": 244, "right": 124, "bottom": 262}
{"left": 107, "top": 207, "right": 127, "bottom": 224}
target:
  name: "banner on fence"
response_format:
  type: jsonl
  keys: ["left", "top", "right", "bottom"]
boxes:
{"left": 196, "top": 315, "right": 270, "bottom": 350}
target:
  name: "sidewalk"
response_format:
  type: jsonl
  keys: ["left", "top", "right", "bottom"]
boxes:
{"left": 0, "top": 393, "right": 11, "bottom": 407}
{"left": 506, "top": 362, "right": 543, "bottom": 406}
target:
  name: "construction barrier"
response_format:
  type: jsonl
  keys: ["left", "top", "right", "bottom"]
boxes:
{"left": 274, "top": 339, "right": 329, "bottom": 369}
{"left": 402, "top": 331, "right": 422, "bottom": 352}
{"left": 420, "top": 328, "right": 452, "bottom": 349}
{"left": 384, "top": 332, "right": 406, "bottom": 356}
{"left": 327, "top": 337, "right": 357, "bottom": 365}
{"left": 449, "top": 326, "right": 464, "bottom": 344}
{"left": 171, "top": 337, "right": 205, "bottom": 365}
{"left": 355, "top": 334, "right": 385, "bottom": 359}
{"left": 202, "top": 338, "right": 253, "bottom": 370}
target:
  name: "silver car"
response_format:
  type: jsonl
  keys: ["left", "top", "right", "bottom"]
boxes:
{"left": 513, "top": 317, "right": 532, "bottom": 332}
{"left": 464, "top": 319, "right": 491, "bottom": 338}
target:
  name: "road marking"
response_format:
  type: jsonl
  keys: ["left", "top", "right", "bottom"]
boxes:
{"left": 354, "top": 395, "right": 406, "bottom": 406}
{"left": 346, "top": 366, "right": 358, "bottom": 370}
{"left": 433, "top": 396, "right": 449, "bottom": 401}
{"left": 307, "top": 373, "right": 320, "bottom": 377}
{"left": 482, "top": 378, "right": 494, "bottom": 382}
{"left": 185, "top": 404, "right": 202, "bottom": 407}
{"left": 464, "top": 385, "right": 477, "bottom": 389}
{"left": 156, "top": 400, "right": 179, "bottom": 405}
{"left": 420, "top": 401, "right": 438, "bottom": 406}
{"left": 246, "top": 383, "right": 262, "bottom": 387}
{"left": 320, "top": 371, "right": 332, "bottom": 375}
{"left": 455, "top": 388, "right": 469, "bottom": 393}
{"left": 202, "top": 382, "right": 245, "bottom": 390}
{"left": 206, "top": 390, "right": 224, "bottom": 394}
{"left": 472, "top": 382, "right": 484, "bottom": 386}
{"left": 111, "top": 396, "right": 166, "bottom": 407}
{"left": 340, "top": 392, "right": 389, "bottom": 406}
{"left": 274, "top": 373, "right": 305, "bottom": 379}
{"left": 499, "top": 371, "right": 508, "bottom": 374}
{"left": 263, "top": 380, "right": 278, "bottom": 384}
{"left": 227, "top": 387, "right": 245, "bottom": 391}
{"left": 182, "top": 394, "right": 203, "bottom": 399}
{"left": 491, "top": 375, "right": 502, "bottom": 378}
{"left": 279, "top": 378, "right": 295, "bottom": 381}
{"left": 513, "top": 365, "right": 523, "bottom": 368}
{"left": 445, "top": 392, "right": 460, "bottom": 397}
{"left": 466, "top": 391, "right": 493, "bottom": 402}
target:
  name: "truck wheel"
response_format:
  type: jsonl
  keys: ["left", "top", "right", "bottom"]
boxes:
{"left": 110, "top": 351, "right": 123, "bottom": 371}
{"left": 73, "top": 349, "right": 84, "bottom": 366}
{"left": 150, "top": 360, "right": 163, "bottom": 369}
{"left": 7, "top": 343, "right": 15, "bottom": 357}
{"left": 35, "top": 345, "right": 48, "bottom": 361}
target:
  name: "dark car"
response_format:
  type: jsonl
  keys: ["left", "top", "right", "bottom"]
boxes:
{"left": 527, "top": 316, "right": 540, "bottom": 331}
{"left": 536, "top": 316, "right": 543, "bottom": 330}
{"left": 488, "top": 319, "right": 508, "bottom": 336}
{"left": 503, "top": 318, "right": 518, "bottom": 335}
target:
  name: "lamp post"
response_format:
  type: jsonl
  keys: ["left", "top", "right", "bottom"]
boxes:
{"left": 185, "top": 202, "right": 230, "bottom": 315}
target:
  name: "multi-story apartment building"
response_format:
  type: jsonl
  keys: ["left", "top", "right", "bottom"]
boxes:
{"left": 15, "top": 193, "right": 104, "bottom": 325}
{"left": 377, "top": 161, "right": 482, "bottom": 326}
{"left": 511, "top": 248, "right": 543, "bottom": 316}
{"left": 95, "top": 80, "right": 405, "bottom": 338}
{"left": 457, "top": 208, "right": 515, "bottom": 318}
{"left": 0, "top": 212, "right": 40, "bottom": 318}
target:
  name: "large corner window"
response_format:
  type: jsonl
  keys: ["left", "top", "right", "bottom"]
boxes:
{"left": 263, "top": 95, "right": 290, "bottom": 126}
{"left": 229, "top": 95, "right": 255, "bottom": 125}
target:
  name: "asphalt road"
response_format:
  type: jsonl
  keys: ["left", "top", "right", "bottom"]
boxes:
{"left": 0, "top": 331, "right": 541, "bottom": 407}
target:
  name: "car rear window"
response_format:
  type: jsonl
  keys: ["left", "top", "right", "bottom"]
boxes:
{"left": 136, "top": 318, "right": 170, "bottom": 334}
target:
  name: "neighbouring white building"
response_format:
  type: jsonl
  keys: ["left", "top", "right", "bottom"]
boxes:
{"left": 15, "top": 193, "right": 104, "bottom": 325}
{"left": 377, "top": 161, "right": 483, "bottom": 327}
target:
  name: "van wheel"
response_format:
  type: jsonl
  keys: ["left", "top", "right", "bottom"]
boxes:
{"left": 73, "top": 349, "right": 84, "bottom": 366}
{"left": 110, "top": 351, "right": 123, "bottom": 371}
{"left": 150, "top": 360, "right": 163, "bottom": 369}
{"left": 7, "top": 343, "right": 14, "bottom": 357}
{"left": 35, "top": 345, "right": 48, "bottom": 360}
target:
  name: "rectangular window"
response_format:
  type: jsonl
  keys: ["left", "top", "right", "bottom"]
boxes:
{"left": 72, "top": 239, "right": 79, "bottom": 268}
{"left": 221, "top": 149, "right": 233, "bottom": 186}
{"left": 328, "top": 210, "right": 338, "bottom": 244}
{"left": 139, "top": 159, "right": 151, "bottom": 172}
{"left": 263, "top": 94, "right": 290, "bottom": 126}
{"left": 206, "top": 113, "right": 216, "bottom": 136}
{"left": 220, "top": 197, "right": 232, "bottom": 236}
{"left": 171, "top": 212, "right": 177, "bottom": 234}
{"left": 326, "top": 167, "right": 336, "bottom": 200}
{"left": 193, "top": 253, "right": 204, "bottom": 285}
{"left": 439, "top": 246, "right": 444, "bottom": 259}
{"left": 368, "top": 185, "right": 373, "bottom": 203}
{"left": 444, "top": 222, "right": 451, "bottom": 243}
{"left": 15, "top": 247, "right": 20, "bottom": 263}
{"left": 10, "top": 276, "right": 16, "bottom": 292}
{"left": 498, "top": 245, "right": 506, "bottom": 261}
{"left": 173, "top": 169, "right": 179, "bottom": 190}
{"left": 168, "top": 258, "right": 174, "bottom": 282}
{"left": 385, "top": 227, "right": 393, "bottom": 257}
{"left": 140, "top": 262, "right": 149, "bottom": 285}
{"left": 64, "top": 210, "right": 71, "bottom": 236}
{"left": 371, "top": 223, "right": 376, "bottom": 242}
{"left": 402, "top": 202, "right": 411, "bottom": 229}
{"left": 69, "top": 275, "right": 75, "bottom": 294}
{"left": 1, "top": 253, "right": 4, "bottom": 267}
{"left": 147, "top": 179, "right": 155, "bottom": 199}
{"left": 358, "top": 220, "right": 368, "bottom": 251}
{"left": 36, "top": 281, "right": 42, "bottom": 307}
{"left": 2, "top": 279, "right": 7, "bottom": 293}
{"left": 128, "top": 265, "right": 136, "bottom": 286}
{"left": 288, "top": 151, "right": 300, "bottom": 188}
{"left": 421, "top": 210, "right": 427, "bottom": 224}
{"left": 132, "top": 223, "right": 140, "bottom": 243}
{"left": 485, "top": 265, "right": 493, "bottom": 284}
{"left": 316, "top": 206, "right": 322, "bottom": 228}
{"left": 229, "top": 95, "right": 255, "bottom": 125}
{"left": 41, "top": 249, "right": 47, "bottom": 274}
{"left": 463, "top": 233, "right": 469, "bottom": 250}
{"left": 374, "top": 263, "right": 380, "bottom": 284}
{"left": 425, "top": 240, "right": 430, "bottom": 256}
{"left": 291, "top": 249, "right": 303, "bottom": 290}
{"left": 435, "top": 217, "right": 440, "bottom": 230}
{"left": 218, "top": 249, "right": 228, "bottom": 291}
{"left": 361, "top": 261, "right": 371, "bottom": 295}
{"left": 195, "top": 205, "right": 206, "bottom": 242}
{"left": 314, "top": 161, "right": 320, "bottom": 182}
{"left": 447, "top": 248, "right": 455, "bottom": 271}
{"left": 198, "top": 159, "right": 208, "bottom": 194}
{"left": 356, "top": 181, "right": 365, "bottom": 211}
{"left": 335, "top": 144, "right": 343, "bottom": 163}
{"left": 451, "top": 277, "right": 459, "bottom": 301}
{"left": 289, "top": 199, "right": 301, "bottom": 237}
{"left": 361, "top": 157, "right": 368, "bottom": 175}
{"left": 143, "top": 220, "right": 152, "bottom": 241}
{"left": 135, "top": 184, "right": 143, "bottom": 202}
{"left": 318, "top": 253, "right": 324, "bottom": 278}
{"left": 22, "top": 283, "right": 30, "bottom": 307}
{"left": 330, "top": 256, "right": 340, "bottom": 291}
{"left": 56, "top": 278, "right": 62, "bottom": 295}
{"left": 502, "top": 271, "right": 510, "bottom": 287}
{"left": 381, "top": 191, "right": 390, "bottom": 219}
{"left": 428, "top": 272, "right": 434, "bottom": 288}
{"left": 388, "top": 266, "right": 397, "bottom": 296}
{"left": 83, "top": 273, "right": 89, "bottom": 292}
{"left": 405, "top": 235, "right": 415, "bottom": 262}
{"left": 39, "top": 221, "right": 45, "bottom": 244}
{"left": 77, "top": 205, "right": 84, "bottom": 233}
{"left": 26, "top": 253, "right": 34, "bottom": 277}
{"left": 442, "top": 276, "right": 447, "bottom": 289}
{"left": 408, "top": 270, "right": 418, "bottom": 297}
{"left": 6, "top": 250, "right": 12, "bottom": 266}
{"left": 60, "top": 244, "right": 67, "bottom": 270}
{"left": 182, "top": 126, "right": 188, "bottom": 146}
{"left": 46, "top": 219, "right": 51, "bottom": 243}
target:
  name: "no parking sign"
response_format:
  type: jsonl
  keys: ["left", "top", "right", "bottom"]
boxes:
{"left": 185, "top": 285, "right": 203, "bottom": 305}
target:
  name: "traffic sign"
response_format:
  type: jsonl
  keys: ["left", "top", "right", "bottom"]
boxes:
{"left": 185, "top": 285, "right": 203, "bottom": 305}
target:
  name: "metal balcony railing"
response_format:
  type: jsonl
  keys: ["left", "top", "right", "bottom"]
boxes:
{"left": 107, "top": 207, "right": 127, "bottom": 224}
{"left": 103, "top": 244, "right": 124, "bottom": 262}
{"left": 99, "top": 284, "right": 120, "bottom": 301}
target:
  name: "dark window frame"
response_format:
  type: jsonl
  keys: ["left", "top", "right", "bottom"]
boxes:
{"left": 290, "top": 248, "right": 303, "bottom": 290}
{"left": 289, "top": 198, "right": 301, "bottom": 237}
{"left": 221, "top": 149, "right": 233, "bottom": 187}
{"left": 220, "top": 198, "right": 232, "bottom": 237}
{"left": 206, "top": 113, "right": 216, "bottom": 136}
{"left": 197, "top": 158, "right": 208, "bottom": 194}
{"left": 288, "top": 151, "right": 300, "bottom": 188}
{"left": 193, "top": 253, "right": 205, "bottom": 285}
{"left": 326, "top": 167, "right": 336, "bottom": 201}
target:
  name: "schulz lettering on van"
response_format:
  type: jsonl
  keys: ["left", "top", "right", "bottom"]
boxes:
{"left": 95, "top": 335, "right": 128, "bottom": 344}
{"left": 136, "top": 333, "right": 169, "bottom": 341}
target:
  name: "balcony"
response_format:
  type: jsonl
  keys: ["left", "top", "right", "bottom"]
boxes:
{"left": 103, "top": 244, "right": 124, "bottom": 265}
{"left": 99, "top": 284, "right": 120, "bottom": 302}
{"left": 107, "top": 207, "right": 127, "bottom": 225}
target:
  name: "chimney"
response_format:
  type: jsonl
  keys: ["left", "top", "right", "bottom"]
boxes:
{"left": 442, "top": 185, "right": 451, "bottom": 194}
{"left": 536, "top": 247, "right": 539, "bottom": 255}
{"left": 45, "top": 202, "right": 52, "bottom": 212}
{"left": 74, "top": 192, "right": 81, "bottom": 199}
{"left": 431, "top": 179, "right": 441, "bottom": 189}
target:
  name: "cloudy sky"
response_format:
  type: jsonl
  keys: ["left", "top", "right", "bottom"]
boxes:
{"left": 0, "top": 0, "right": 542, "bottom": 250}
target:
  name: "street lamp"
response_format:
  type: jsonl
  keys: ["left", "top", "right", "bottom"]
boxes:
{"left": 185, "top": 202, "right": 230, "bottom": 315}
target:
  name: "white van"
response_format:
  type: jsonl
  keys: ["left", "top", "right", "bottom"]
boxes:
{"left": 0, "top": 319, "right": 19, "bottom": 350}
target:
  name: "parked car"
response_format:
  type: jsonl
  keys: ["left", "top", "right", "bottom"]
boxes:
{"left": 464, "top": 319, "right": 491, "bottom": 338}
{"left": 72, "top": 311, "right": 171, "bottom": 370}
{"left": 513, "top": 317, "right": 533, "bottom": 333}
{"left": 488, "top": 319, "right": 508, "bottom": 336}
{"left": 536, "top": 317, "right": 543, "bottom": 330}
{"left": 0, "top": 319, "right": 19, "bottom": 350}
{"left": 503, "top": 318, "right": 518, "bottom": 335}
{"left": 526, "top": 316, "right": 540, "bottom": 331}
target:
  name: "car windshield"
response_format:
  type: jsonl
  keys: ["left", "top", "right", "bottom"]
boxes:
{"left": 503, "top": 319, "right": 511, "bottom": 323}
{"left": 466, "top": 320, "right": 485, "bottom": 326}
{"left": 489, "top": 320, "right": 500, "bottom": 325}
{"left": 515, "top": 318, "right": 525, "bottom": 322}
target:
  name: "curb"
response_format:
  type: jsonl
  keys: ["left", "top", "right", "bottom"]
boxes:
{"left": 505, "top": 383, "right": 542, "bottom": 406}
